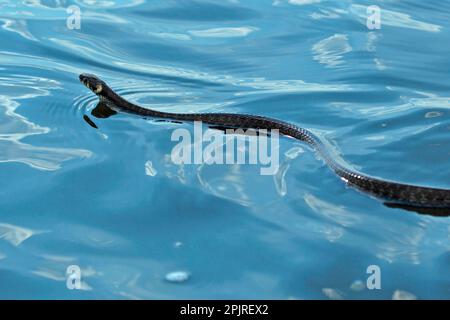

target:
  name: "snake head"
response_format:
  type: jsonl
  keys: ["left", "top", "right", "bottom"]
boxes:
{"left": 79, "top": 73, "right": 105, "bottom": 94}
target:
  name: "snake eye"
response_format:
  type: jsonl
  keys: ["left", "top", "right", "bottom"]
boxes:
{"left": 94, "top": 84, "right": 103, "bottom": 93}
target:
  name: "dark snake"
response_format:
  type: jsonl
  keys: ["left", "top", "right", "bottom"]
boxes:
{"left": 79, "top": 73, "right": 450, "bottom": 217}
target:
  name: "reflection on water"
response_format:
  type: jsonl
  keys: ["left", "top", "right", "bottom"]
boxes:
{"left": 0, "top": 223, "right": 41, "bottom": 246}
{"left": 0, "top": 0, "right": 449, "bottom": 299}
{"left": 312, "top": 34, "right": 352, "bottom": 67}
{"left": 0, "top": 75, "right": 91, "bottom": 170}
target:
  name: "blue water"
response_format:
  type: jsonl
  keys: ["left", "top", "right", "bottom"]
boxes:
{"left": 0, "top": 0, "right": 449, "bottom": 299}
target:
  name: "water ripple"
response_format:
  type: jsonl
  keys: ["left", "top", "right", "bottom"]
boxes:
{"left": 0, "top": 0, "right": 449, "bottom": 299}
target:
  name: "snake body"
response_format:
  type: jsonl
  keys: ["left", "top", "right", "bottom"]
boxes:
{"left": 79, "top": 73, "right": 450, "bottom": 215}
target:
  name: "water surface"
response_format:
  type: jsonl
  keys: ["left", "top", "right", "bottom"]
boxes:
{"left": 0, "top": 0, "right": 449, "bottom": 299}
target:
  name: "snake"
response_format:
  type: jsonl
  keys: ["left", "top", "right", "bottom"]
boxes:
{"left": 79, "top": 73, "right": 450, "bottom": 216}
